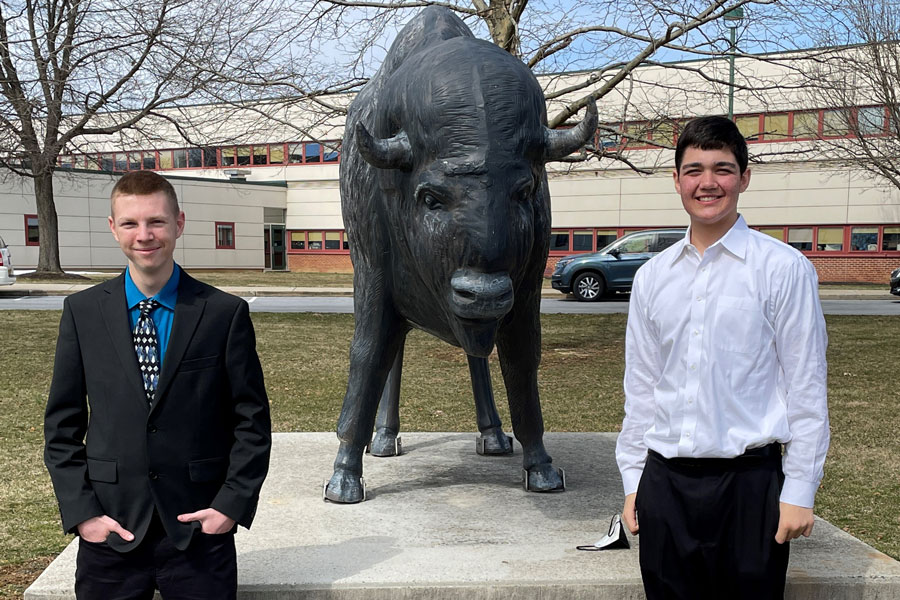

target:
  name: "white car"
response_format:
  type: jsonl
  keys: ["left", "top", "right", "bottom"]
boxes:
{"left": 0, "top": 235, "right": 15, "bottom": 285}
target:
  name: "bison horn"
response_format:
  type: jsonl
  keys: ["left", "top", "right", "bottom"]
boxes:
{"left": 356, "top": 122, "right": 413, "bottom": 171}
{"left": 543, "top": 101, "right": 598, "bottom": 162}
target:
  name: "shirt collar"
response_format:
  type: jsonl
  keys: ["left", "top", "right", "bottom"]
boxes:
{"left": 125, "top": 264, "right": 181, "bottom": 310}
{"left": 668, "top": 215, "right": 749, "bottom": 266}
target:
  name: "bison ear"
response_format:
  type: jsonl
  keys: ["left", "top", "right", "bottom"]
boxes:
{"left": 356, "top": 122, "right": 413, "bottom": 171}
{"left": 543, "top": 101, "right": 598, "bottom": 162}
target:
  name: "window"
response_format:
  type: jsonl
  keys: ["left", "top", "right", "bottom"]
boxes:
{"left": 759, "top": 227, "right": 785, "bottom": 241}
{"left": 215, "top": 222, "right": 235, "bottom": 249}
{"left": 882, "top": 227, "right": 900, "bottom": 251}
{"left": 306, "top": 231, "right": 323, "bottom": 250}
{"left": 321, "top": 231, "right": 340, "bottom": 250}
{"left": 573, "top": 230, "right": 592, "bottom": 251}
{"left": 25, "top": 214, "right": 39, "bottom": 246}
{"left": 58, "top": 155, "right": 75, "bottom": 168}
{"left": 655, "top": 232, "right": 684, "bottom": 252}
{"left": 596, "top": 229, "right": 617, "bottom": 249}
{"left": 619, "top": 234, "right": 652, "bottom": 253}
{"left": 763, "top": 114, "right": 789, "bottom": 140}
{"left": 221, "top": 147, "right": 236, "bottom": 166}
{"left": 237, "top": 146, "right": 251, "bottom": 166}
{"left": 253, "top": 146, "right": 267, "bottom": 165}
{"left": 823, "top": 109, "right": 850, "bottom": 137}
{"left": 290, "top": 231, "right": 305, "bottom": 249}
{"left": 792, "top": 112, "right": 819, "bottom": 138}
{"left": 850, "top": 226, "right": 878, "bottom": 251}
{"left": 269, "top": 145, "right": 285, "bottom": 164}
{"left": 173, "top": 149, "right": 187, "bottom": 169}
{"left": 735, "top": 115, "right": 761, "bottom": 139}
{"left": 158, "top": 151, "right": 173, "bottom": 170}
{"left": 549, "top": 230, "right": 570, "bottom": 252}
{"left": 288, "top": 143, "right": 303, "bottom": 164}
{"left": 857, "top": 107, "right": 886, "bottom": 136}
{"left": 787, "top": 228, "right": 812, "bottom": 251}
{"left": 816, "top": 227, "right": 843, "bottom": 251}
{"left": 188, "top": 148, "right": 203, "bottom": 168}
{"left": 128, "top": 153, "right": 141, "bottom": 171}
{"left": 305, "top": 143, "right": 321, "bottom": 163}
{"left": 323, "top": 144, "right": 340, "bottom": 163}
{"left": 101, "top": 153, "right": 114, "bottom": 171}
{"left": 115, "top": 153, "right": 128, "bottom": 172}
{"left": 142, "top": 153, "right": 157, "bottom": 170}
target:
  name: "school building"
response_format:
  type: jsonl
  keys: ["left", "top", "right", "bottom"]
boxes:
{"left": 2, "top": 47, "right": 898, "bottom": 283}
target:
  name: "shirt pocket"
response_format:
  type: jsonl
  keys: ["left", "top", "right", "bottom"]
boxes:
{"left": 712, "top": 295, "right": 765, "bottom": 354}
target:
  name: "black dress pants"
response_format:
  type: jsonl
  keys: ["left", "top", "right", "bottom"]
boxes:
{"left": 635, "top": 445, "right": 789, "bottom": 600}
{"left": 74, "top": 516, "right": 237, "bottom": 600}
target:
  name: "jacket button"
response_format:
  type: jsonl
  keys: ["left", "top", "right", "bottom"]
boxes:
{"left": 149, "top": 471, "right": 159, "bottom": 480}
{"left": 148, "top": 425, "right": 157, "bottom": 433}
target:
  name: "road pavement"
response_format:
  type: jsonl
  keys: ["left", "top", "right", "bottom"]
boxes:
{"left": 3, "top": 295, "right": 900, "bottom": 315}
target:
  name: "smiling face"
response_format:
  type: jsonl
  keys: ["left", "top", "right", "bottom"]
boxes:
{"left": 673, "top": 146, "right": 751, "bottom": 248}
{"left": 109, "top": 191, "right": 185, "bottom": 285}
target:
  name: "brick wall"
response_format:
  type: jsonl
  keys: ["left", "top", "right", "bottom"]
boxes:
{"left": 808, "top": 257, "right": 897, "bottom": 284}
{"left": 287, "top": 253, "right": 896, "bottom": 284}
{"left": 288, "top": 253, "right": 353, "bottom": 273}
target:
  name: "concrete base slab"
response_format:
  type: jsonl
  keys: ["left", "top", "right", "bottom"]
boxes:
{"left": 26, "top": 432, "right": 900, "bottom": 599}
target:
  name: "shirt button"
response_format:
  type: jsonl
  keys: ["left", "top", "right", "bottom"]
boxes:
{"left": 690, "top": 363, "right": 697, "bottom": 370}
{"left": 696, "top": 296, "right": 703, "bottom": 302}
{"left": 693, "top": 330, "right": 699, "bottom": 336}
{"left": 148, "top": 425, "right": 157, "bottom": 433}
{"left": 685, "top": 432, "right": 692, "bottom": 438}
{"left": 688, "top": 397, "right": 694, "bottom": 404}
{"left": 149, "top": 471, "right": 159, "bottom": 480}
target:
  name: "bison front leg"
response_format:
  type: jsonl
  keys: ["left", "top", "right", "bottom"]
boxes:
{"left": 325, "top": 299, "right": 406, "bottom": 503}
{"left": 369, "top": 338, "right": 406, "bottom": 457}
{"left": 467, "top": 355, "right": 513, "bottom": 455}
{"left": 496, "top": 298, "right": 563, "bottom": 492}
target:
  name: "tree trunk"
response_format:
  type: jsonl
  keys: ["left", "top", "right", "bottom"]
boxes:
{"left": 34, "top": 170, "right": 64, "bottom": 274}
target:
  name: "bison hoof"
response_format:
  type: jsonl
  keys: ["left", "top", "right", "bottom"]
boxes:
{"left": 523, "top": 465, "right": 565, "bottom": 492}
{"left": 324, "top": 470, "right": 366, "bottom": 503}
{"left": 476, "top": 428, "right": 514, "bottom": 455}
{"left": 369, "top": 429, "right": 402, "bottom": 457}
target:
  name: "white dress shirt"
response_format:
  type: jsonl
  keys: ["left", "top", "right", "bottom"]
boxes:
{"left": 615, "top": 215, "right": 829, "bottom": 508}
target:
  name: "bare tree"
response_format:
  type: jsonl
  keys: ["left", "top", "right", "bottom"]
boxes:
{"left": 0, "top": 0, "right": 326, "bottom": 275}
{"left": 790, "top": 1, "right": 900, "bottom": 190}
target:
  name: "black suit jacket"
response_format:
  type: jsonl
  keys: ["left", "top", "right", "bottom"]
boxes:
{"left": 44, "top": 271, "right": 271, "bottom": 552}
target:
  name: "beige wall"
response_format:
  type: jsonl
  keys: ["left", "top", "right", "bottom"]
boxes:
{"left": 0, "top": 169, "right": 286, "bottom": 270}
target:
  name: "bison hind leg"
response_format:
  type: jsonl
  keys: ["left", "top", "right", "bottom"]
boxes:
{"left": 325, "top": 467, "right": 366, "bottom": 504}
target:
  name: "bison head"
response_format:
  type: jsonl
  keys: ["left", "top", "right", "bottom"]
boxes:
{"left": 355, "top": 38, "right": 597, "bottom": 356}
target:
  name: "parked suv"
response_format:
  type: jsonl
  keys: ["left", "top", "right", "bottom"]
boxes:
{"left": 891, "top": 266, "right": 900, "bottom": 296}
{"left": 0, "top": 235, "right": 15, "bottom": 285}
{"left": 551, "top": 228, "right": 685, "bottom": 301}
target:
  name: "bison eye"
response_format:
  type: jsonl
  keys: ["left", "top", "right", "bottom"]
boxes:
{"left": 421, "top": 191, "right": 443, "bottom": 210}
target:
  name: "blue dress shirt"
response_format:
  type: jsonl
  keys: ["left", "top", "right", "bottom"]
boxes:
{"left": 125, "top": 264, "right": 180, "bottom": 370}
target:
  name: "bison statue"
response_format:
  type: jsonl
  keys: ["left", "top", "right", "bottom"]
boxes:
{"left": 325, "top": 6, "right": 597, "bottom": 503}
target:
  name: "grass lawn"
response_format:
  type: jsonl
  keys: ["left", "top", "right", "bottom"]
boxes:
{"left": 0, "top": 311, "right": 897, "bottom": 597}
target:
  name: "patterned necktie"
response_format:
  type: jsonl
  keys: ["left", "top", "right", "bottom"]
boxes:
{"left": 133, "top": 299, "right": 161, "bottom": 405}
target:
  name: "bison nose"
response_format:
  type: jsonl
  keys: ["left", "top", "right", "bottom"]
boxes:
{"left": 449, "top": 270, "right": 514, "bottom": 320}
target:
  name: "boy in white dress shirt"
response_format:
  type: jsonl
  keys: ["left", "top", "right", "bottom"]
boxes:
{"left": 615, "top": 116, "right": 829, "bottom": 599}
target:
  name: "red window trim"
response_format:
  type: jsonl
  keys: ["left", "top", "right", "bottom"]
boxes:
{"left": 215, "top": 222, "right": 235, "bottom": 250}
{"left": 754, "top": 224, "right": 900, "bottom": 256}
{"left": 24, "top": 214, "right": 39, "bottom": 246}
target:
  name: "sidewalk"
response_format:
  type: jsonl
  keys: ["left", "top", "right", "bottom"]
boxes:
{"left": 0, "top": 281, "right": 895, "bottom": 300}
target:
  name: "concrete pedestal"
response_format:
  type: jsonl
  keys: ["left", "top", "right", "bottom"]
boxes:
{"left": 26, "top": 432, "right": 900, "bottom": 599}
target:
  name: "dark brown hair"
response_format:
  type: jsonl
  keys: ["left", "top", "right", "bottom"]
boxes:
{"left": 675, "top": 116, "right": 749, "bottom": 174}
{"left": 110, "top": 171, "right": 179, "bottom": 216}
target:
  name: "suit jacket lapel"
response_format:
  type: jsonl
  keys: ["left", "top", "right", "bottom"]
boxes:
{"left": 99, "top": 274, "right": 148, "bottom": 409}
{"left": 154, "top": 272, "right": 206, "bottom": 408}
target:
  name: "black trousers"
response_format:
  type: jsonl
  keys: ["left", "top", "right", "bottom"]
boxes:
{"left": 75, "top": 516, "right": 237, "bottom": 600}
{"left": 636, "top": 444, "right": 789, "bottom": 600}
